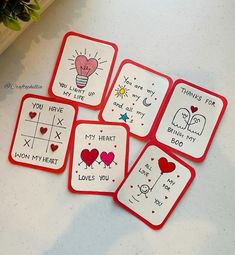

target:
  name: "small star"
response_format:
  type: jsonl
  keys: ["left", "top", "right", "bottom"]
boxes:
{"left": 119, "top": 113, "right": 129, "bottom": 122}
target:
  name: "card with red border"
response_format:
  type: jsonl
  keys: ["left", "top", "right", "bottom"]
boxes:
{"left": 68, "top": 120, "right": 129, "bottom": 195}
{"left": 114, "top": 141, "right": 195, "bottom": 230}
{"left": 154, "top": 79, "right": 227, "bottom": 162}
{"left": 99, "top": 59, "right": 172, "bottom": 140}
{"left": 9, "top": 94, "right": 77, "bottom": 173}
{"left": 48, "top": 31, "right": 118, "bottom": 110}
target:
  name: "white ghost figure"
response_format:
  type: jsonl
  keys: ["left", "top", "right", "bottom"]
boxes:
{"left": 187, "top": 114, "right": 206, "bottom": 136}
{"left": 172, "top": 108, "right": 191, "bottom": 130}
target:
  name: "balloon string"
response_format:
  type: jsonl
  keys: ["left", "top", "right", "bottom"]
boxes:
{"left": 151, "top": 172, "right": 163, "bottom": 191}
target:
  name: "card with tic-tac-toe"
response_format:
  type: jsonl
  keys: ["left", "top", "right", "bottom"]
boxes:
{"left": 68, "top": 120, "right": 129, "bottom": 195}
{"left": 99, "top": 59, "right": 173, "bottom": 140}
{"left": 154, "top": 79, "right": 227, "bottom": 161}
{"left": 48, "top": 31, "right": 118, "bottom": 110}
{"left": 114, "top": 142, "right": 195, "bottom": 230}
{"left": 9, "top": 94, "right": 77, "bottom": 173}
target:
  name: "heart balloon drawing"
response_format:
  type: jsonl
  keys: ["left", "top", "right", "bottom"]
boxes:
{"left": 144, "top": 157, "right": 176, "bottom": 192}
{"left": 80, "top": 149, "right": 99, "bottom": 167}
{"left": 158, "top": 157, "right": 176, "bottom": 173}
{"left": 75, "top": 55, "right": 98, "bottom": 88}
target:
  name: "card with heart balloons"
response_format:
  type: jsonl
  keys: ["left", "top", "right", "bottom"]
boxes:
{"left": 9, "top": 94, "right": 77, "bottom": 173}
{"left": 154, "top": 79, "right": 227, "bottom": 161}
{"left": 114, "top": 141, "right": 195, "bottom": 229}
{"left": 68, "top": 120, "right": 129, "bottom": 195}
{"left": 99, "top": 59, "right": 173, "bottom": 140}
{"left": 48, "top": 31, "right": 118, "bottom": 110}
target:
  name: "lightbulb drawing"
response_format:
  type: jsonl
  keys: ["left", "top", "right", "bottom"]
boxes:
{"left": 68, "top": 49, "right": 107, "bottom": 89}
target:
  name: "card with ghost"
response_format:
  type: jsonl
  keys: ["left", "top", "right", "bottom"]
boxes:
{"left": 9, "top": 94, "right": 77, "bottom": 173}
{"left": 99, "top": 59, "right": 172, "bottom": 140}
{"left": 48, "top": 32, "right": 118, "bottom": 109}
{"left": 69, "top": 120, "right": 129, "bottom": 195}
{"left": 155, "top": 79, "right": 227, "bottom": 161}
{"left": 114, "top": 142, "right": 195, "bottom": 229}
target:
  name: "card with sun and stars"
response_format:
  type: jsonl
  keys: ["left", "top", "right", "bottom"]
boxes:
{"left": 99, "top": 59, "right": 173, "bottom": 140}
{"left": 114, "top": 141, "right": 195, "bottom": 230}
{"left": 48, "top": 32, "right": 118, "bottom": 110}
{"left": 68, "top": 120, "right": 130, "bottom": 195}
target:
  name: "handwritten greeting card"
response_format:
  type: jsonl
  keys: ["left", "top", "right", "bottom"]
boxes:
{"left": 114, "top": 142, "right": 195, "bottom": 229}
{"left": 69, "top": 121, "right": 129, "bottom": 195}
{"left": 155, "top": 79, "right": 227, "bottom": 161}
{"left": 49, "top": 32, "right": 118, "bottom": 109}
{"left": 9, "top": 94, "right": 77, "bottom": 173}
{"left": 99, "top": 59, "right": 172, "bottom": 140}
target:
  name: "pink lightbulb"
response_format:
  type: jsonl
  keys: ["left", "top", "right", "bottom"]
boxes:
{"left": 75, "top": 55, "right": 98, "bottom": 88}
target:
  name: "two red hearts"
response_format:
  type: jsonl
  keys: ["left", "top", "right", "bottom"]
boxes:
{"left": 80, "top": 149, "right": 115, "bottom": 166}
{"left": 158, "top": 157, "right": 176, "bottom": 173}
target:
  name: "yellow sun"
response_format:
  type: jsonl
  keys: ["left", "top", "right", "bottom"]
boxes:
{"left": 115, "top": 85, "right": 129, "bottom": 98}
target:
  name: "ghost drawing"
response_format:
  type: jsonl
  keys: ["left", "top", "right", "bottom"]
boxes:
{"left": 187, "top": 114, "right": 206, "bottom": 136}
{"left": 172, "top": 108, "right": 190, "bottom": 130}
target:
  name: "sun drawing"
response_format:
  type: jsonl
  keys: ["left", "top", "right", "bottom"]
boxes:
{"left": 114, "top": 85, "right": 129, "bottom": 98}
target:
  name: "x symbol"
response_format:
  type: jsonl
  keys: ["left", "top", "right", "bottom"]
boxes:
{"left": 55, "top": 131, "right": 61, "bottom": 140}
{"left": 23, "top": 139, "right": 31, "bottom": 147}
{"left": 57, "top": 118, "right": 63, "bottom": 126}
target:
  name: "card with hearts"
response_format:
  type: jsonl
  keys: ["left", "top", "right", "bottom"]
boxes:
{"left": 99, "top": 59, "right": 172, "bottom": 140}
{"left": 48, "top": 31, "right": 118, "bottom": 110}
{"left": 9, "top": 94, "right": 77, "bottom": 173}
{"left": 68, "top": 120, "right": 129, "bottom": 195}
{"left": 114, "top": 142, "right": 195, "bottom": 229}
{"left": 154, "top": 79, "right": 227, "bottom": 161}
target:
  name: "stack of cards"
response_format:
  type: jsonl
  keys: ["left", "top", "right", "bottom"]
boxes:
{"left": 8, "top": 32, "right": 227, "bottom": 229}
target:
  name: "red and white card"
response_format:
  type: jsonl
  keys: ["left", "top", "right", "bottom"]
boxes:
{"left": 9, "top": 94, "right": 77, "bottom": 173}
{"left": 155, "top": 79, "right": 227, "bottom": 161}
{"left": 99, "top": 59, "right": 172, "bottom": 140}
{"left": 68, "top": 120, "right": 129, "bottom": 195}
{"left": 114, "top": 142, "right": 195, "bottom": 229}
{"left": 48, "top": 32, "right": 118, "bottom": 110}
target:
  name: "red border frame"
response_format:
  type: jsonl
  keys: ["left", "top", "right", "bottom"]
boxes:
{"left": 153, "top": 79, "right": 228, "bottom": 162}
{"left": 113, "top": 141, "right": 195, "bottom": 230}
{"left": 48, "top": 31, "right": 118, "bottom": 110}
{"left": 8, "top": 93, "right": 78, "bottom": 174}
{"left": 98, "top": 59, "right": 173, "bottom": 141}
{"left": 68, "top": 120, "right": 130, "bottom": 196}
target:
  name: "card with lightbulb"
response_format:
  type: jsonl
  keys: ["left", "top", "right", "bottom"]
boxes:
{"left": 154, "top": 79, "right": 227, "bottom": 162}
{"left": 48, "top": 31, "right": 118, "bottom": 110}
{"left": 114, "top": 142, "right": 195, "bottom": 230}
{"left": 68, "top": 120, "right": 129, "bottom": 195}
{"left": 99, "top": 59, "right": 172, "bottom": 140}
{"left": 9, "top": 94, "right": 77, "bottom": 173}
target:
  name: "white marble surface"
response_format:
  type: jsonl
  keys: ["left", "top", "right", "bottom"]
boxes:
{"left": 0, "top": 0, "right": 234, "bottom": 254}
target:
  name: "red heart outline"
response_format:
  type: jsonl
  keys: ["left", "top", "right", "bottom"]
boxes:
{"left": 158, "top": 157, "right": 176, "bottom": 173}
{"left": 81, "top": 149, "right": 99, "bottom": 166}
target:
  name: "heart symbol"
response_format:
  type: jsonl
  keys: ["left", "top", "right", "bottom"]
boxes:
{"left": 190, "top": 106, "right": 198, "bottom": 113}
{"left": 158, "top": 157, "right": 176, "bottom": 173}
{"left": 29, "top": 112, "right": 37, "bottom": 119}
{"left": 100, "top": 152, "right": 115, "bottom": 166}
{"left": 40, "top": 127, "right": 48, "bottom": 134}
{"left": 51, "top": 144, "right": 58, "bottom": 152}
{"left": 81, "top": 149, "right": 99, "bottom": 166}
{"left": 75, "top": 55, "right": 98, "bottom": 77}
